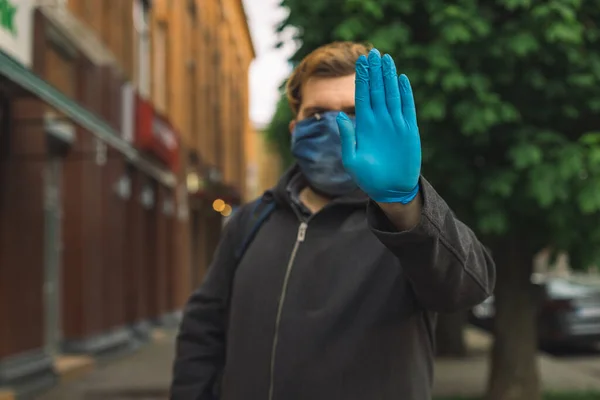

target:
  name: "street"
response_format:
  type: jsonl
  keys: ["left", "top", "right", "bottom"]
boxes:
{"left": 542, "top": 272, "right": 600, "bottom": 380}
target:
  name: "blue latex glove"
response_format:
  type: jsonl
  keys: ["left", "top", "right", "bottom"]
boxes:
{"left": 336, "top": 49, "right": 421, "bottom": 204}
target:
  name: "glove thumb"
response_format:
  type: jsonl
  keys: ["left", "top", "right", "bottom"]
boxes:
{"left": 337, "top": 112, "right": 356, "bottom": 163}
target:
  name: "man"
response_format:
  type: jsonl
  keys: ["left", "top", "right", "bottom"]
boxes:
{"left": 171, "top": 42, "right": 495, "bottom": 400}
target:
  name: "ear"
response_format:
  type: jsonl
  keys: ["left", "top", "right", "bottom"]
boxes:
{"left": 289, "top": 120, "right": 296, "bottom": 135}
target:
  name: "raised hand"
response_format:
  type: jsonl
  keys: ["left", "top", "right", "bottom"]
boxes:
{"left": 336, "top": 48, "right": 421, "bottom": 204}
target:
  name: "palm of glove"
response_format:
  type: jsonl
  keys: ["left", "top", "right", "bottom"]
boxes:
{"left": 336, "top": 49, "right": 422, "bottom": 204}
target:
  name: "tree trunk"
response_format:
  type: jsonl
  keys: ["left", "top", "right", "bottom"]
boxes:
{"left": 435, "top": 311, "right": 467, "bottom": 358}
{"left": 485, "top": 239, "right": 541, "bottom": 400}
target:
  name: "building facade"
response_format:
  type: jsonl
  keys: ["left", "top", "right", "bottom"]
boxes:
{"left": 158, "top": 0, "right": 257, "bottom": 290}
{"left": 245, "top": 121, "right": 283, "bottom": 200}
{"left": 0, "top": 0, "right": 255, "bottom": 396}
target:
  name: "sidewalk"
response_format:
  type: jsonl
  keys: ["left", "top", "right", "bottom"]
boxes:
{"left": 35, "top": 327, "right": 600, "bottom": 399}
{"left": 37, "top": 330, "right": 174, "bottom": 400}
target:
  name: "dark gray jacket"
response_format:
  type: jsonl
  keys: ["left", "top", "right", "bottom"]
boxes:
{"left": 171, "top": 166, "right": 495, "bottom": 400}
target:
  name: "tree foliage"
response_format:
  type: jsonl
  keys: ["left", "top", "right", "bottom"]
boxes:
{"left": 274, "top": 0, "right": 600, "bottom": 268}
{"left": 265, "top": 88, "right": 295, "bottom": 170}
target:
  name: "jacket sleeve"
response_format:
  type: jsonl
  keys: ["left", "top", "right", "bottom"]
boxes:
{"left": 367, "top": 177, "right": 496, "bottom": 313}
{"left": 170, "top": 207, "right": 246, "bottom": 400}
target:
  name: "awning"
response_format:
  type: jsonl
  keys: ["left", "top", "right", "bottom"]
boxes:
{"left": 0, "top": 51, "right": 176, "bottom": 187}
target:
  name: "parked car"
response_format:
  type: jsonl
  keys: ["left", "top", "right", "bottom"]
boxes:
{"left": 469, "top": 274, "right": 600, "bottom": 347}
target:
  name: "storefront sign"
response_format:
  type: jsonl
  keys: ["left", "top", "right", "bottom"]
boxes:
{"left": 152, "top": 116, "right": 178, "bottom": 155}
{"left": 135, "top": 95, "right": 179, "bottom": 170}
{"left": 0, "top": 0, "right": 34, "bottom": 67}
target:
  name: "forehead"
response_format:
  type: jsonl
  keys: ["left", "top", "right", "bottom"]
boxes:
{"left": 300, "top": 74, "right": 355, "bottom": 112}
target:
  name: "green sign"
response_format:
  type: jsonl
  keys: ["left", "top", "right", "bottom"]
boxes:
{"left": 0, "top": 0, "right": 17, "bottom": 37}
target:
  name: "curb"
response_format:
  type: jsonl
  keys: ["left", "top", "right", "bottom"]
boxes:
{"left": 51, "top": 328, "right": 169, "bottom": 385}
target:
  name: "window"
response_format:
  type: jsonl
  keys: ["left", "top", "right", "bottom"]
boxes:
{"left": 45, "top": 39, "right": 76, "bottom": 117}
{"left": 133, "top": 0, "right": 151, "bottom": 98}
{"left": 153, "top": 23, "right": 168, "bottom": 112}
{"left": 187, "top": 4, "right": 198, "bottom": 138}
{"left": 188, "top": 62, "right": 197, "bottom": 141}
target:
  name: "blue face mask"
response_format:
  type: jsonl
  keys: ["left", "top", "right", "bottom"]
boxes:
{"left": 291, "top": 111, "right": 358, "bottom": 197}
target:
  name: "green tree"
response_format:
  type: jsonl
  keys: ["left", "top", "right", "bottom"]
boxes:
{"left": 265, "top": 89, "right": 295, "bottom": 170}
{"left": 274, "top": 0, "right": 600, "bottom": 399}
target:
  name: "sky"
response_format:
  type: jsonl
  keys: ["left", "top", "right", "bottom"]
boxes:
{"left": 243, "top": 0, "right": 298, "bottom": 128}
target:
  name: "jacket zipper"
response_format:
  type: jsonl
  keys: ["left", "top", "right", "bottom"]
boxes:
{"left": 268, "top": 221, "right": 308, "bottom": 400}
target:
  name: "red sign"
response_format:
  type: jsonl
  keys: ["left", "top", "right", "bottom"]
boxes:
{"left": 135, "top": 95, "right": 179, "bottom": 171}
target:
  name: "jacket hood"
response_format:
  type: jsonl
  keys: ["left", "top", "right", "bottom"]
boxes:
{"left": 270, "top": 163, "right": 368, "bottom": 209}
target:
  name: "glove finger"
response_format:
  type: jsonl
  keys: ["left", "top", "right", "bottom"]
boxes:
{"left": 355, "top": 55, "right": 372, "bottom": 126}
{"left": 382, "top": 54, "right": 401, "bottom": 122}
{"left": 399, "top": 74, "right": 417, "bottom": 126}
{"left": 337, "top": 112, "right": 357, "bottom": 163}
{"left": 368, "top": 49, "right": 386, "bottom": 114}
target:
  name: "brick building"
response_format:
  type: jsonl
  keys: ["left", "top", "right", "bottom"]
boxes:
{"left": 0, "top": 0, "right": 255, "bottom": 396}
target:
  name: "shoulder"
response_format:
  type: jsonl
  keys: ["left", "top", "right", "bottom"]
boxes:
{"left": 223, "top": 193, "right": 276, "bottom": 231}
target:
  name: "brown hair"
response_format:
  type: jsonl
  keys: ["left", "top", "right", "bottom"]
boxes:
{"left": 285, "top": 41, "right": 372, "bottom": 116}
